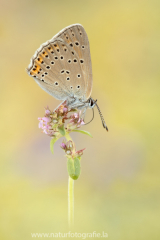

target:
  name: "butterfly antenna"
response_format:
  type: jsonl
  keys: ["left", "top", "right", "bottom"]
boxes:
{"left": 95, "top": 102, "right": 108, "bottom": 131}
{"left": 84, "top": 108, "right": 94, "bottom": 125}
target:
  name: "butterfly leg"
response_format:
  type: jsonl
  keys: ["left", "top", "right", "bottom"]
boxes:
{"left": 81, "top": 107, "right": 87, "bottom": 120}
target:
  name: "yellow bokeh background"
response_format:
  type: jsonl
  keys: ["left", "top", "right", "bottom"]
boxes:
{"left": 0, "top": 0, "right": 160, "bottom": 239}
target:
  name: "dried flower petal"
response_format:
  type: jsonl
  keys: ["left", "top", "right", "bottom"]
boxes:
{"left": 75, "top": 148, "right": 86, "bottom": 157}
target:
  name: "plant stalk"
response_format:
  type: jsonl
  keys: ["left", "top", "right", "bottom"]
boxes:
{"left": 68, "top": 176, "right": 74, "bottom": 228}
{"left": 65, "top": 133, "right": 74, "bottom": 228}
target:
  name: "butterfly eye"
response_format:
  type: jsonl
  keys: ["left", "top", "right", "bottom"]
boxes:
{"left": 55, "top": 82, "right": 58, "bottom": 85}
{"left": 61, "top": 70, "right": 65, "bottom": 74}
{"left": 46, "top": 66, "right": 50, "bottom": 69}
{"left": 77, "top": 85, "right": 80, "bottom": 89}
{"left": 54, "top": 56, "right": 58, "bottom": 60}
{"left": 45, "top": 55, "right": 49, "bottom": 58}
{"left": 51, "top": 61, "right": 54, "bottom": 65}
{"left": 70, "top": 86, "right": 73, "bottom": 89}
{"left": 73, "top": 59, "right": 77, "bottom": 63}
{"left": 45, "top": 72, "right": 48, "bottom": 75}
{"left": 42, "top": 74, "right": 45, "bottom": 77}
{"left": 66, "top": 77, "right": 70, "bottom": 81}
{"left": 82, "top": 45, "right": 85, "bottom": 49}
{"left": 42, "top": 79, "right": 44, "bottom": 82}
{"left": 68, "top": 59, "right": 71, "bottom": 63}
{"left": 70, "top": 43, "right": 73, "bottom": 47}
{"left": 51, "top": 51, "right": 54, "bottom": 54}
{"left": 75, "top": 42, "right": 79, "bottom": 46}
{"left": 66, "top": 71, "right": 70, "bottom": 74}
{"left": 60, "top": 56, "right": 64, "bottom": 60}
{"left": 77, "top": 74, "right": 81, "bottom": 78}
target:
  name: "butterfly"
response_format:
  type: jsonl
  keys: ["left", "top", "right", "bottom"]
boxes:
{"left": 26, "top": 24, "right": 108, "bottom": 131}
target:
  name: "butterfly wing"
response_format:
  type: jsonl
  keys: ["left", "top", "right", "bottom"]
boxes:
{"left": 27, "top": 24, "right": 93, "bottom": 102}
{"left": 53, "top": 24, "right": 93, "bottom": 100}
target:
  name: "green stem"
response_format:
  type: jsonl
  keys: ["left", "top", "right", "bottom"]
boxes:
{"left": 65, "top": 133, "right": 72, "bottom": 141}
{"left": 65, "top": 133, "right": 74, "bottom": 228}
{"left": 68, "top": 176, "right": 74, "bottom": 228}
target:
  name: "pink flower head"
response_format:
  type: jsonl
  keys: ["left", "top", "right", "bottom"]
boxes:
{"left": 68, "top": 111, "right": 85, "bottom": 129}
{"left": 38, "top": 103, "right": 85, "bottom": 138}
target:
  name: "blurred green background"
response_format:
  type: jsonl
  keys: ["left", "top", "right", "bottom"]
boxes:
{"left": 0, "top": 0, "right": 160, "bottom": 239}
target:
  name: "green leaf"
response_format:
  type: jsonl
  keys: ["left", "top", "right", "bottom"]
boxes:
{"left": 72, "top": 129, "right": 93, "bottom": 138}
{"left": 58, "top": 124, "right": 66, "bottom": 136}
{"left": 67, "top": 157, "right": 81, "bottom": 180}
{"left": 50, "top": 137, "right": 58, "bottom": 154}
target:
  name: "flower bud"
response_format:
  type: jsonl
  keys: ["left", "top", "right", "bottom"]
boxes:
{"left": 60, "top": 140, "right": 74, "bottom": 156}
{"left": 66, "top": 140, "right": 74, "bottom": 150}
{"left": 60, "top": 142, "right": 66, "bottom": 150}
